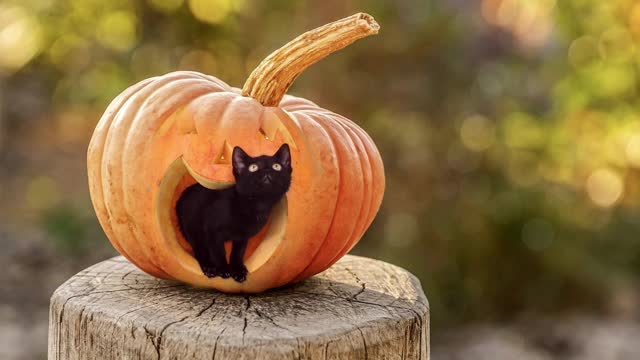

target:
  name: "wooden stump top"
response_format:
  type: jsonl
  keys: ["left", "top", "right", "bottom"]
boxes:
{"left": 49, "top": 255, "right": 429, "bottom": 359}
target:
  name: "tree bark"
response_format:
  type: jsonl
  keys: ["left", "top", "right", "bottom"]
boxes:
{"left": 48, "top": 255, "right": 429, "bottom": 359}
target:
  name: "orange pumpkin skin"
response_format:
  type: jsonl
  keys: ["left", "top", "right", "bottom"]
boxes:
{"left": 87, "top": 71, "right": 384, "bottom": 292}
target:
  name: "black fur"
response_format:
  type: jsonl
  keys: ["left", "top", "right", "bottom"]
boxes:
{"left": 176, "top": 144, "right": 292, "bottom": 282}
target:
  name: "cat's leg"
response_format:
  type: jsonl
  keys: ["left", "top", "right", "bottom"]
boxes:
{"left": 185, "top": 229, "right": 217, "bottom": 278}
{"left": 191, "top": 241, "right": 218, "bottom": 278}
{"left": 205, "top": 228, "right": 231, "bottom": 279}
{"left": 230, "top": 237, "right": 250, "bottom": 282}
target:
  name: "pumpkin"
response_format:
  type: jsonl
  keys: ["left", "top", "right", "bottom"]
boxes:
{"left": 87, "top": 13, "right": 384, "bottom": 293}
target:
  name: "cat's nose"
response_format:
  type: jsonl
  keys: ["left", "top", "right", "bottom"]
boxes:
{"left": 262, "top": 175, "right": 272, "bottom": 184}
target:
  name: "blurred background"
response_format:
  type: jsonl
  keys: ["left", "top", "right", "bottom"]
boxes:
{"left": 2, "top": 0, "right": 640, "bottom": 358}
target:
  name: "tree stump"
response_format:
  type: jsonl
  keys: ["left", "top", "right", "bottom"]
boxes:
{"left": 48, "top": 255, "right": 429, "bottom": 359}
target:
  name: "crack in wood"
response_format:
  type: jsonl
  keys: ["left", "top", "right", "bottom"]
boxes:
{"left": 295, "top": 337, "right": 302, "bottom": 360}
{"left": 295, "top": 290, "right": 422, "bottom": 315}
{"left": 254, "top": 307, "right": 289, "bottom": 332}
{"left": 241, "top": 317, "right": 248, "bottom": 345}
{"left": 121, "top": 269, "right": 135, "bottom": 282}
{"left": 196, "top": 295, "right": 220, "bottom": 318}
{"left": 154, "top": 315, "right": 190, "bottom": 359}
{"left": 344, "top": 267, "right": 366, "bottom": 300}
{"left": 211, "top": 327, "right": 226, "bottom": 360}
{"left": 355, "top": 325, "right": 369, "bottom": 360}
{"left": 323, "top": 339, "right": 334, "bottom": 360}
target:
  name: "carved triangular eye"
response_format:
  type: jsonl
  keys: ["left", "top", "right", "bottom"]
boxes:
{"left": 258, "top": 114, "right": 295, "bottom": 148}
{"left": 259, "top": 115, "right": 279, "bottom": 141}
{"left": 215, "top": 140, "right": 233, "bottom": 164}
{"left": 258, "top": 127, "right": 269, "bottom": 140}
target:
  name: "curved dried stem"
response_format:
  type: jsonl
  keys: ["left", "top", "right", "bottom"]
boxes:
{"left": 242, "top": 13, "right": 379, "bottom": 107}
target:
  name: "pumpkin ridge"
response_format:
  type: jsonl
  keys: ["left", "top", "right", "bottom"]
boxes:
{"left": 180, "top": 71, "right": 232, "bottom": 90}
{"left": 326, "top": 116, "right": 372, "bottom": 263}
{"left": 104, "top": 75, "right": 193, "bottom": 277}
{"left": 122, "top": 79, "right": 225, "bottom": 276}
{"left": 333, "top": 116, "right": 385, "bottom": 257}
{"left": 88, "top": 77, "right": 156, "bottom": 267}
{"left": 300, "top": 109, "right": 384, "bottom": 267}
{"left": 326, "top": 116, "right": 375, "bottom": 264}
{"left": 156, "top": 90, "right": 223, "bottom": 137}
{"left": 292, "top": 110, "right": 364, "bottom": 280}
{"left": 284, "top": 105, "right": 374, "bottom": 275}
{"left": 98, "top": 81, "right": 161, "bottom": 267}
{"left": 279, "top": 95, "right": 320, "bottom": 110}
{"left": 184, "top": 91, "right": 238, "bottom": 138}
{"left": 155, "top": 89, "right": 219, "bottom": 140}
{"left": 217, "top": 92, "right": 251, "bottom": 135}
{"left": 281, "top": 107, "right": 376, "bottom": 278}
{"left": 274, "top": 110, "right": 341, "bottom": 283}
{"left": 131, "top": 79, "right": 224, "bottom": 140}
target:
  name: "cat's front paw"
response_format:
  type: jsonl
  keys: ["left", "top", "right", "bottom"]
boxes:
{"left": 201, "top": 266, "right": 218, "bottom": 278}
{"left": 201, "top": 265, "right": 231, "bottom": 279}
{"left": 231, "top": 264, "right": 248, "bottom": 282}
{"left": 217, "top": 267, "right": 231, "bottom": 279}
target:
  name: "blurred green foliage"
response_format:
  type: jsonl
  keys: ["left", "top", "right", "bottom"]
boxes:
{"left": 2, "top": 0, "right": 640, "bottom": 327}
{"left": 42, "top": 204, "right": 105, "bottom": 255}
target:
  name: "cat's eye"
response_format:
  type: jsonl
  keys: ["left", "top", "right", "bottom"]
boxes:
{"left": 248, "top": 164, "right": 259, "bottom": 172}
{"left": 272, "top": 163, "right": 282, "bottom": 171}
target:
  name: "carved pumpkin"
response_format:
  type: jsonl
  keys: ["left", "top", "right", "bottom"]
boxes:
{"left": 87, "top": 13, "right": 384, "bottom": 293}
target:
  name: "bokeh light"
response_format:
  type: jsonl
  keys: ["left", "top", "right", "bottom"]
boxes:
{"left": 630, "top": 3, "right": 640, "bottom": 37}
{"left": 586, "top": 168, "right": 624, "bottom": 207}
{"left": 188, "top": 0, "right": 234, "bottom": 25}
{"left": 460, "top": 115, "right": 496, "bottom": 152}
{"left": 599, "top": 27, "right": 635, "bottom": 62}
{"left": 0, "top": 4, "right": 43, "bottom": 72}
{"left": 48, "top": 34, "right": 90, "bottom": 69}
{"left": 481, "top": 0, "right": 556, "bottom": 49}
{"left": 96, "top": 11, "right": 138, "bottom": 52}
{"left": 568, "top": 36, "right": 599, "bottom": 68}
{"left": 626, "top": 134, "right": 640, "bottom": 167}
{"left": 503, "top": 112, "right": 545, "bottom": 149}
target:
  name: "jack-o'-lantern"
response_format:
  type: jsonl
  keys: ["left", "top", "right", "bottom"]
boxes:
{"left": 87, "top": 13, "right": 384, "bottom": 293}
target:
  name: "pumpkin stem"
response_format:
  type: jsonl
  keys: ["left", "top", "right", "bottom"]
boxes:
{"left": 242, "top": 13, "right": 379, "bottom": 107}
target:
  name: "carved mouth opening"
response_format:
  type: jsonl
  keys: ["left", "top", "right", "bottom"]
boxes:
{"left": 157, "top": 157, "right": 288, "bottom": 279}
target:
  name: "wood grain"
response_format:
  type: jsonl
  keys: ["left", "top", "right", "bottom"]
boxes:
{"left": 48, "top": 255, "right": 429, "bottom": 359}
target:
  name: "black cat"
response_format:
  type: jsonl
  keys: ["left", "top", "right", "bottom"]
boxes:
{"left": 176, "top": 144, "right": 292, "bottom": 282}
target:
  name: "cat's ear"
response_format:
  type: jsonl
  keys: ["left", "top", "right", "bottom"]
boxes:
{"left": 232, "top": 146, "right": 249, "bottom": 172}
{"left": 274, "top": 143, "right": 291, "bottom": 168}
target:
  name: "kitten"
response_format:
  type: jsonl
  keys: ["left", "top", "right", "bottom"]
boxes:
{"left": 176, "top": 144, "right": 292, "bottom": 282}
